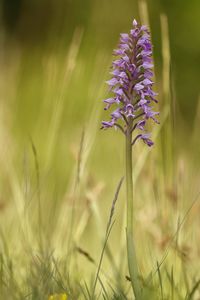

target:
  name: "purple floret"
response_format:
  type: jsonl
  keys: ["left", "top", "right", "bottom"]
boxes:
{"left": 101, "top": 19, "right": 159, "bottom": 147}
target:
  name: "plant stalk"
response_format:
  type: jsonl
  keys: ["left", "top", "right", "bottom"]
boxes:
{"left": 126, "top": 125, "right": 141, "bottom": 299}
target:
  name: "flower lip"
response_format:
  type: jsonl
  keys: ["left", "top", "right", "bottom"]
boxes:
{"left": 143, "top": 79, "right": 153, "bottom": 85}
{"left": 137, "top": 120, "right": 146, "bottom": 130}
{"left": 101, "top": 120, "right": 114, "bottom": 129}
{"left": 113, "top": 88, "right": 124, "bottom": 96}
{"left": 134, "top": 83, "right": 144, "bottom": 91}
{"left": 111, "top": 108, "right": 122, "bottom": 119}
{"left": 106, "top": 78, "right": 119, "bottom": 86}
{"left": 140, "top": 133, "right": 154, "bottom": 147}
{"left": 111, "top": 69, "right": 120, "bottom": 76}
{"left": 125, "top": 104, "right": 135, "bottom": 118}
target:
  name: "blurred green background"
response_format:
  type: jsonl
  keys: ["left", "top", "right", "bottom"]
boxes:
{"left": 1, "top": 0, "right": 200, "bottom": 194}
{"left": 1, "top": 0, "right": 200, "bottom": 120}
{"left": 0, "top": 1, "right": 200, "bottom": 298}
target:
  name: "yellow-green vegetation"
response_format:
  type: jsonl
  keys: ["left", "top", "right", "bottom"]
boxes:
{"left": 48, "top": 294, "right": 67, "bottom": 300}
{"left": 0, "top": 0, "right": 200, "bottom": 299}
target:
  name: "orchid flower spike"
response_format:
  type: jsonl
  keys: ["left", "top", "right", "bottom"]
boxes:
{"left": 101, "top": 19, "right": 159, "bottom": 147}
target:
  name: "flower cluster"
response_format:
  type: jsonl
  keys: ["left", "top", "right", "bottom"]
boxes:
{"left": 101, "top": 19, "right": 159, "bottom": 146}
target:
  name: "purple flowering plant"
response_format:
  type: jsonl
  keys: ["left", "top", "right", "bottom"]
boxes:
{"left": 102, "top": 19, "right": 159, "bottom": 147}
{"left": 101, "top": 19, "right": 159, "bottom": 299}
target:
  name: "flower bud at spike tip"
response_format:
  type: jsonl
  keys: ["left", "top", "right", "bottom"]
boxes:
{"left": 101, "top": 19, "right": 159, "bottom": 147}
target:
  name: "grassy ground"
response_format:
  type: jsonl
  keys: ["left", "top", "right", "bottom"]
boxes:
{"left": 0, "top": 1, "right": 200, "bottom": 299}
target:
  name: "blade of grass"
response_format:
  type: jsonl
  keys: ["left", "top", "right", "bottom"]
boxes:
{"left": 147, "top": 191, "right": 200, "bottom": 285}
{"left": 92, "top": 177, "right": 124, "bottom": 298}
{"left": 157, "top": 261, "right": 164, "bottom": 300}
{"left": 187, "top": 279, "right": 200, "bottom": 300}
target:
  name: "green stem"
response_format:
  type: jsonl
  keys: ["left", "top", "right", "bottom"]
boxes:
{"left": 126, "top": 126, "right": 141, "bottom": 299}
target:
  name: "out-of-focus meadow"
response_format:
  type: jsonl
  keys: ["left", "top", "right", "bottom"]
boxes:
{"left": 0, "top": 0, "right": 200, "bottom": 299}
